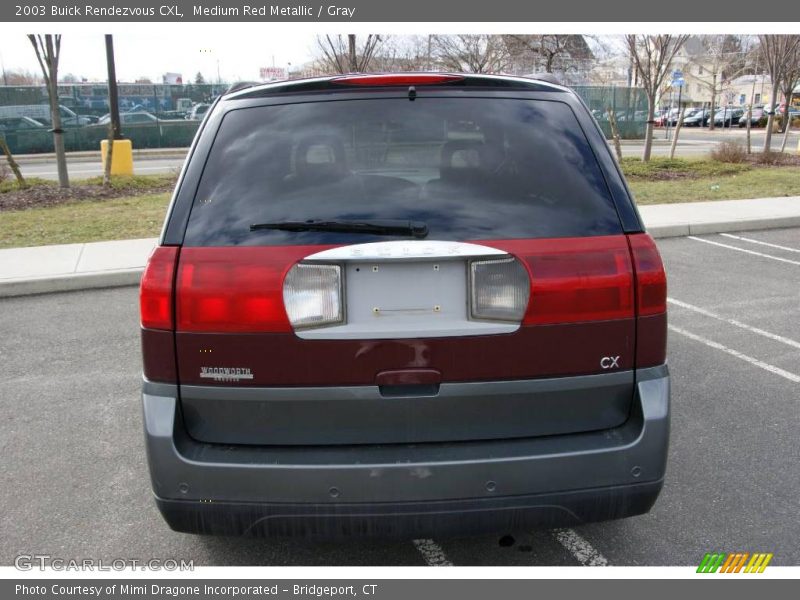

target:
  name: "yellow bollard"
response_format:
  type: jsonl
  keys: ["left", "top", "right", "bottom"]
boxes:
{"left": 100, "top": 139, "right": 134, "bottom": 176}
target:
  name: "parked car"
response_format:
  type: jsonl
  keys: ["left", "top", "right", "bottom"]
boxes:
{"left": 682, "top": 108, "right": 713, "bottom": 127}
{"left": 140, "top": 73, "right": 669, "bottom": 538}
{"left": 185, "top": 103, "right": 210, "bottom": 121}
{"left": 653, "top": 109, "right": 671, "bottom": 126}
{"left": 175, "top": 97, "right": 194, "bottom": 114}
{"left": 738, "top": 106, "right": 766, "bottom": 127}
{"left": 670, "top": 108, "right": 704, "bottom": 126}
{"left": 0, "top": 116, "right": 46, "bottom": 131}
{"left": 663, "top": 109, "right": 681, "bottom": 126}
{"left": 97, "top": 111, "right": 158, "bottom": 125}
{"left": 670, "top": 107, "right": 700, "bottom": 125}
{"left": 713, "top": 107, "right": 744, "bottom": 127}
{"left": 0, "top": 104, "right": 93, "bottom": 127}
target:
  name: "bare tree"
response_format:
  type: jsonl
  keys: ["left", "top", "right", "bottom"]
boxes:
{"left": 316, "top": 34, "right": 382, "bottom": 73}
{"left": 28, "top": 34, "right": 69, "bottom": 189}
{"left": 431, "top": 35, "right": 508, "bottom": 74}
{"left": 626, "top": 35, "right": 690, "bottom": 161}
{"left": 758, "top": 35, "right": 800, "bottom": 153}
{"left": 778, "top": 42, "right": 800, "bottom": 150}
{"left": 687, "top": 35, "right": 748, "bottom": 131}
{"left": 503, "top": 35, "right": 594, "bottom": 81}
{"left": 2, "top": 69, "right": 43, "bottom": 85}
{"left": 369, "top": 35, "right": 432, "bottom": 72}
{"left": 0, "top": 136, "right": 27, "bottom": 188}
{"left": 606, "top": 108, "right": 623, "bottom": 161}
{"left": 669, "top": 107, "right": 687, "bottom": 160}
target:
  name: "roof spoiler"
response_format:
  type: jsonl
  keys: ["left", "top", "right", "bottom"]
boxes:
{"left": 224, "top": 81, "right": 261, "bottom": 95}
{"left": 526, "top": 73, "right": 561, "bottom": 85}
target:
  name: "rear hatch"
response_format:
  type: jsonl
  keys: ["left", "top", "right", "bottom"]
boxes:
{"left": 168, "top": 89, "right": 659, "bottom": 446}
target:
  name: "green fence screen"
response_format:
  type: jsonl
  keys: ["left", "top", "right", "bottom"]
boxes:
{"left": 0, "top": 82, "right": 648, "bottom": 155}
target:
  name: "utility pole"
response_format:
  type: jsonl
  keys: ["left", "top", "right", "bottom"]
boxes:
{"left": 348, "top": 34, "right": 357, "bottom": 72}
{"left": 102, "top": 34, "right": 121, "bottom": 186}
{"left": 105, "top": 34, "right": 121, "bottom": 140}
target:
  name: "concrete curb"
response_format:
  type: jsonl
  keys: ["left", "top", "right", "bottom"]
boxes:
{"left": 0, "top": 269, "right": 142, "bottom": 298}
{"left": 648, "top": 215, "right": 800, "bottom": 239}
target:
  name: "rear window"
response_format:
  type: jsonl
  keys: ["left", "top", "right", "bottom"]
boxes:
{"left": 183, "top": 97, "right": 622, "bottom": 246}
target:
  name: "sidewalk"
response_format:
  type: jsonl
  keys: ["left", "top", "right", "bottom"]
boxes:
{"left": 1, "top": 196, "right": 798, "bottom": 297}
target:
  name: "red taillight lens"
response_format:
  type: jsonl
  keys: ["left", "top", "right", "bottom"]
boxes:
{"left": 330, "top": 73, "right": 465, "bottom": 86}
{"left": 140, "top": 246, "right": 178, "bottom": 330}
{"left": 484, "top": 236, "right": 635, "bottom": 325}
{"left": 176, "top": 246, "right": 328, "bottom": 333}
{"left": 628, "top": 233, "right": 667, "bottom": 316}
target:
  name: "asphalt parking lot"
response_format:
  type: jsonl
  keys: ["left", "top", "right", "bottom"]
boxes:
{"left": 1, "top": 227, "right": 798, "bottom": 567}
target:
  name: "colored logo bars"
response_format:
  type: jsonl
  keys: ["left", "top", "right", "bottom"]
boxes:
{"left": 697, "top": 552, "right": 773, "bottom": 573}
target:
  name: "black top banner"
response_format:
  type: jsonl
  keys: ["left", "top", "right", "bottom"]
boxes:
{"left": 4, "top": 0, "right": 800, "bottom": 22}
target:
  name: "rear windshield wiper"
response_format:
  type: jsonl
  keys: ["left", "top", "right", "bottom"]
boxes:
{"left": 250, "top": 219, "right": 429, "bottom": 239}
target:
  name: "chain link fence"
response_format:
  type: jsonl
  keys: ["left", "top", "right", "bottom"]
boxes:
{"left": 0, "top": 82, "right": 647, "bottom": 155}
{"left": 573, "top": 85, "right": 649, "bottom": 139}
{"left": 0, "top": 82, "right": 226, "bottom": 154}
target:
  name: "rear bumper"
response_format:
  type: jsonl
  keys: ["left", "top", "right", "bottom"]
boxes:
{"left": 155, "top": 480, "right": 663, "bottom": 538}
{"left": 142, "top": 365, "right": 670, "bottom": 537}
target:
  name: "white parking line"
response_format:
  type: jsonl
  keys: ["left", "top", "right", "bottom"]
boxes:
{"left": 668, "top": 298, "right": 800, "bottom": 350}
{"left": 688, "top": 236, "right": 800, "bottom": 266}
{"left": 551, "top": 529, "right": 608, "bottom": 566}
{"left": 669, "top": 325, "right": 800, "bottom": 383}
{"left": 719, "top": 233, "right": 800, "bottom": 254}
{"left": 413, "top": 539, "right": 453, "bottom": 566}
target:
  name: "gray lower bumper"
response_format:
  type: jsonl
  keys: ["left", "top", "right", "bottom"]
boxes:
{"left": 142, "top": 365, "right": 669, "bottom": 536}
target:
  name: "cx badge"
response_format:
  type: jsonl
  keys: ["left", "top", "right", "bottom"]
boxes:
{"left": 601, "top": 356, "right": 620, "bottom": 369}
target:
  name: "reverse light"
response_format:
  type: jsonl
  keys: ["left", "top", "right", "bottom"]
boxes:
{"left": 283, "top": 263, "right": 344, "bottom": 329}
{"left": 469, "top": 257, "right": 530, "bottom": 322}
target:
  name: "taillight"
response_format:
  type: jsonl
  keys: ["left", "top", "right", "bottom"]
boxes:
{"left": 485, "top": 236, "right": 635, "bottom": 325}
{"left": 469, "top": 257, "right": 530, "bottom": 322}
{"left": 175, "top": 246, "right": 328, "bottom": 333}
{"left": 140, "top": 246, "right": 178, "bottom": 330}
{"left": 283, "top": 263, "right": 344, "bottom": 328}
{"left": 330, "top": 73, "right": 464, "bottom": 86}
{"left": 628, "top": 233, "right": 667, "bottom": 316}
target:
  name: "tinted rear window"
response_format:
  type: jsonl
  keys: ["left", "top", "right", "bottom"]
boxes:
{"left": 183, "top": 97, "right": 621, "bottom": 246}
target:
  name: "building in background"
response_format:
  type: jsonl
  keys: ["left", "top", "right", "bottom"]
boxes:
{"left": 161, "top": 72, "right": 183, "bottom": 85}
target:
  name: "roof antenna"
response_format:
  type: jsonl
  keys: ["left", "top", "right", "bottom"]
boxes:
{"left": 408, "top": 86, "right": 416, "bottom": 101}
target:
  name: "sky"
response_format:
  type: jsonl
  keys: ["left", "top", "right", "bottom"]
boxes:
{"left": 0, "top": 29, "right": 320, "bottom": 83}
{"left": 0, "top": 24, "right": 790, "bottom": 85}
{"left": 0, "top": 28, "right": 625, "bottom": 84}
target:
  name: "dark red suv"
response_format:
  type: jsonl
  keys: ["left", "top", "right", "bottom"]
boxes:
{"left": 140, "top": 73, "right": 669, "bottom": 537}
